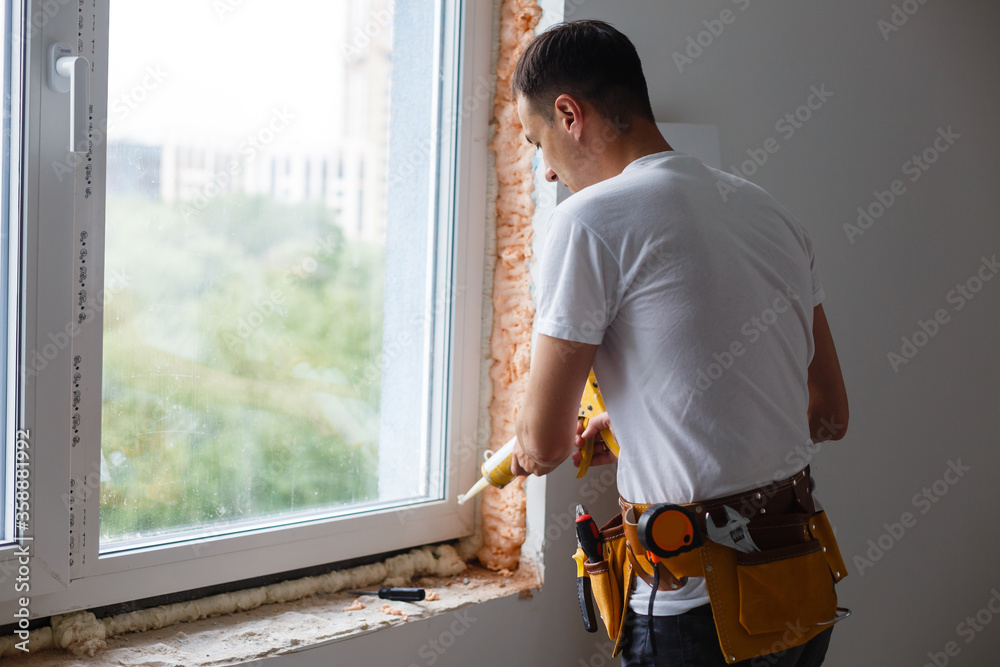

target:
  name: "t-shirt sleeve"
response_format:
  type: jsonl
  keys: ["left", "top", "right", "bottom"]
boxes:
{"left": 534, "top": 211, "right": 622, "bottom": 345}
{"left": 803, "top": 226, "right": 825, "bottom": 307}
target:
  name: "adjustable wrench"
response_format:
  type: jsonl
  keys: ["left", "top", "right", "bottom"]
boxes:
{"left": 704, "top": 505, "right": 759, "bottom": 553}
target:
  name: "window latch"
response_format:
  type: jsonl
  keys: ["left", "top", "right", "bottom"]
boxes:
{"left": 48, "top": 42, "right": 90, "bottom": 154}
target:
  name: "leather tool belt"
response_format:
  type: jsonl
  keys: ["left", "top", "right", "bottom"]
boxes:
{"left": 574, "top": 467, "right": 849, "bottom": 662}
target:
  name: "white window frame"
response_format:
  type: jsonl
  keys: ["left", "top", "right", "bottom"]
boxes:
{"left": 0, "top": 0, "right": 490, "bottom": 619}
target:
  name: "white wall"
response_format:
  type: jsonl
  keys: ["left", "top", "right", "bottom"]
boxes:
{"left": 565, "top": 0, "right": 999, "bottom": 665}
{"left": 258, "top": 1, "right": 1000, "bottom": 665}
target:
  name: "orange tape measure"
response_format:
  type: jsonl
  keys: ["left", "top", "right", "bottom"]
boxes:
{"left": 637, "top": 504, "right": 702, "bottom": 562}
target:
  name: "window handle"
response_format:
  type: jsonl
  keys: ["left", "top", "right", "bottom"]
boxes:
{"left": 49, "top": 43, "right": 90, "bottom": 153}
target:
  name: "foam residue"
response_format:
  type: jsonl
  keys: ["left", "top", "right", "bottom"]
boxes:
{"left": 477, "top": 0, "right": 542, "bottom": 572}
{"left": 0, "top": 544, "right": 466, "bottom": 659}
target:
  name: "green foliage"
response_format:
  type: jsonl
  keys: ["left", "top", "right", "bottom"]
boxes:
{"left": 100, "top": 193, "right": 384, "bottom": 545}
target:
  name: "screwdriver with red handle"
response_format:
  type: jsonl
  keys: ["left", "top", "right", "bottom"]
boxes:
{"left": 575, "top": 504, "right": 602, "bottom": 633}
{"left": 576, "top": 504, "right": 603, "bottom": 563}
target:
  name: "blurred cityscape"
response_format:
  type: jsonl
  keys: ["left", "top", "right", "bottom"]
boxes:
{"left": 106, "top": 0, "right": 392, "bottom": 241}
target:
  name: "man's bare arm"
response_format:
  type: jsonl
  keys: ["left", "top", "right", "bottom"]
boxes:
{"left": 512, "top": 334, "right": 598, "bottom": 475}
{"left": 807, "top": 303, "right": 849, "bottom": 442}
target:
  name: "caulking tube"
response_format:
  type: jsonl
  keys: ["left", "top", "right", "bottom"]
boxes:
{"left": 457, "top": 435, "right": 517, "bottom": 505}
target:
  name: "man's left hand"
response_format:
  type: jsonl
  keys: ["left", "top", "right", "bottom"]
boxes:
{"left": 572, "top": 415, "right": 618, "bottom": 467}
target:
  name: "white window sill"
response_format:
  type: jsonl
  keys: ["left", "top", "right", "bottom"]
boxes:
{"left": 0, "top": 561, "right": 539, "bottom": 665}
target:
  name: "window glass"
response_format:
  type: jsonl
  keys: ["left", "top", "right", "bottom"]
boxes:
{"left": 100, "top": 0, "right": 423, "bottom": 548}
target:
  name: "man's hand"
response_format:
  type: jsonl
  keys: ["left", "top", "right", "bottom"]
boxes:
{"left": 510, "top": 436, "right": 560, "bottom": 477}
{"left": 514, "top": 334, "right": 599, "bottom": 476}
{"left": 573, "top": 412, "right": 619, "bottom": 467}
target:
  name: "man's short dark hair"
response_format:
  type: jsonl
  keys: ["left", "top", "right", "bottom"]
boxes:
{"left": 512, "top": 20, "right": 655, "bottom": 128}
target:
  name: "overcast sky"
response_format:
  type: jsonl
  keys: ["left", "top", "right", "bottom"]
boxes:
{"left": 106, "top": 0, "right": 353, "bottom": 151}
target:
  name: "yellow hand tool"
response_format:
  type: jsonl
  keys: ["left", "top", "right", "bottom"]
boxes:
{"left": 576, "top": 370, "right": 619, "bottom": 479}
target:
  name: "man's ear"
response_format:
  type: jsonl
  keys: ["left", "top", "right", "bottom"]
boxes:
{"left": 553, "top": 94, "right": 585, "bottom": 141}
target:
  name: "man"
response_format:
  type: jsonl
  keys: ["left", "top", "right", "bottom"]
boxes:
{"left": 507, "top": 20, "right": 849, "bottom": 667}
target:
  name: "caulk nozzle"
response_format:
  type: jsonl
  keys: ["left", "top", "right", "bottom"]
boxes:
{"left": 457, "top": 476, "right": 490, "bottom": 505}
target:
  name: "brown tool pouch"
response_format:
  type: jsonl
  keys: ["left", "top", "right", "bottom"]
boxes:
{"left": 584, "top": 559, "right": 622, "bottom": 639}
{"left": 736, "top": 540, "right": 830, "bottom": 634}
{"left": 572, "top": 513, "right": 635, "bottom": 654}
{"left": 616, "top": 471, "right": 849, "bottom": 663}
{"left": 702, "top": 509, "right": 847, "bottom": 662}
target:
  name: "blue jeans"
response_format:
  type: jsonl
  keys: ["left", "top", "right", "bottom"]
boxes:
{"left": 620, "top": 605, "right": 833, "bottom": 667}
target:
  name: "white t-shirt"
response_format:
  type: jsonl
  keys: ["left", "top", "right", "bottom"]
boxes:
{"left": 534, "top": 151, "right": 824, "bottom": 615}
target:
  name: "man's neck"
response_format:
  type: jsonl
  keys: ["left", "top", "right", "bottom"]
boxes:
{"left": 591, "top": 119, "right": 673, "bottom": 182}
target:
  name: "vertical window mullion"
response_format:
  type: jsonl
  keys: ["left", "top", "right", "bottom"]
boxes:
{"left": 15, "top": 0, "right": 91, "bottom": 597}
{"left": 69, "top": 0, "right": 109, "bottom": 580}
{"left": 1, "top": 0, "right": 19, "bottom": 545}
